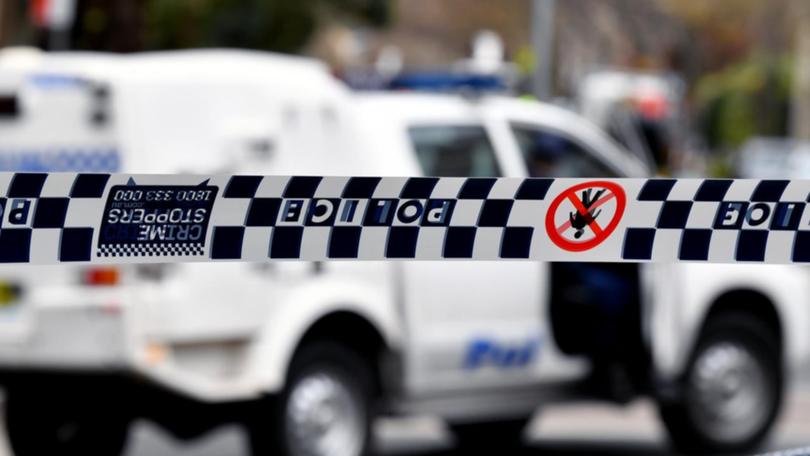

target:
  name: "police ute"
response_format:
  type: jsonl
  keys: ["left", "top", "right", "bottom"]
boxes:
{"left": 0, "top": 48, "right": 807, "bottom": 456}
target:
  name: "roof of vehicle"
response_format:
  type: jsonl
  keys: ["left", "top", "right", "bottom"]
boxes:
{"left": 0, "top": 48, "right": 342, "bottom": 92}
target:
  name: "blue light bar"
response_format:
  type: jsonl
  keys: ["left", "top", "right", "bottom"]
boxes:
{"left": 387, "top": 72, "right": 505, "bottom": 92}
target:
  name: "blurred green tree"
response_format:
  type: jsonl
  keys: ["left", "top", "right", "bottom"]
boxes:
{"left": 695, "top": 55, "right": 793, "bottom": 149}
{"left": 143, "top": 0, "right": 390, "bottom": 53}
{"left": 660, "top": 0, "right": 796, "bottom": 150}
{"left": 69, "top": 0, "right": 390, "bottom": 53}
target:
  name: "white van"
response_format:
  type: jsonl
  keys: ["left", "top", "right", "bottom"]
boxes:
{"left": 0, "top": 49, "right": 807, "bottom": 456}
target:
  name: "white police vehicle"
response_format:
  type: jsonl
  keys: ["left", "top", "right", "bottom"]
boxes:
{"left": 0, "top": 49, "right": 807, "bottom": 456}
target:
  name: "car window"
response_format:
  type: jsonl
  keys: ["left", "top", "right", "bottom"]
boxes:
{"left": 408, "top": 125, "right": 501, "bottom": 177}
{"left": 511, "top": 123, "right": 617, "bottom": 178}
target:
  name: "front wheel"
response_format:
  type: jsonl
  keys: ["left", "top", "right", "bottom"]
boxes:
{"left": 5, "top": 387, "right": 130, "bottom": 456}
{"left": 247, "top": 343, "right": 374, "bottom": 456}
{"left": 659, "top": 313, "right": 783, "bottom": 454}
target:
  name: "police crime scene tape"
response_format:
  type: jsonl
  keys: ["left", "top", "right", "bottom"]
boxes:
{"left": 0, "top": 172, "right": 809, "bottom": 265}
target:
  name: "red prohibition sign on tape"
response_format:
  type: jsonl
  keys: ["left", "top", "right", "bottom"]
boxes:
{"left": 545, "top": 181, "right": 627, "bottom": 252}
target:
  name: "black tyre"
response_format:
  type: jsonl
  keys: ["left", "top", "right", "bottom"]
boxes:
{"left": 659, "top": 313, "right": 783, "bottom": 454}
{"left": 247, "top": 342, "right": 374, "bottom": 456}
{"left": 449, "top": 417, "right": 530, "bottom": 450}
{"left": 5, "top": 388, "right": 130, "bottom": 456}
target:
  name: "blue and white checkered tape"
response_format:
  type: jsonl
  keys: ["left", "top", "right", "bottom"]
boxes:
{"left": 0, "top": 172, "right": 809, "bottom": 264}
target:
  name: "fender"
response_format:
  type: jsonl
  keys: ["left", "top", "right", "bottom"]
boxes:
{"left": 243, "top": 264, "right": 403, "bottom": 393}
{"left": 650, "top": 263, "right": 810, "bottom": 380}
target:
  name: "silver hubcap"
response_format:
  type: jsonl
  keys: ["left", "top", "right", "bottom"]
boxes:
{"left": 688, "top": 341, "right": 770, "bottom": 443}
{"left": 286, "top": 371, "right": 365, "bottom": 456}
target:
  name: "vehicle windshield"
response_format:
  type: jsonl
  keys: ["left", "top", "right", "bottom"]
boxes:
{"left": 408, "top": 125, "right": 501, "bottom": 177}
{"left": 511, "top": 123, "right": 616, "bottom": 178}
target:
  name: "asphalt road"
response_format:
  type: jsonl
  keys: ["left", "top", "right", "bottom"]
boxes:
{"left": 0, "top": 380, "right": 806, "bottom": 456}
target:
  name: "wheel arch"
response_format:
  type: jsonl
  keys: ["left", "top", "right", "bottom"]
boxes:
{"left": 246, "top": 283, "right": 402, "bottom": 397}
{"left": 700, "top": 288, "right": 784, "bottom": 358}
{"left": 671, "top": 264, "right": 810, "bottom": 379}
{"left": 290, "top": 310, "right": 393, "bottom": 398}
